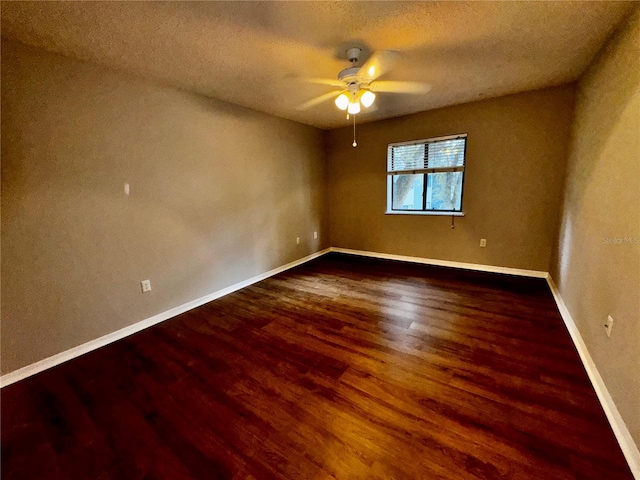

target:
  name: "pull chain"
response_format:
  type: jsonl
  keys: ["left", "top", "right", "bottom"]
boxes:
{"left": 352, "top": 113, "right": 357, "bottom": 148}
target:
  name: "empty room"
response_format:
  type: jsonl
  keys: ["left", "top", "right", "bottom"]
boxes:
{"left": 1, "top": 2, "right": 638, "bottom": 479}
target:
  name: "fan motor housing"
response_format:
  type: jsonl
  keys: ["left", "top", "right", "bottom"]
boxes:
{"left": 337, "top": 66, "right": 360, "bottom": 82}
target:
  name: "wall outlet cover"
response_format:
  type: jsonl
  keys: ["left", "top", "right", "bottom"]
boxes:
{"left": 605, "top": 315, "right": 613, "bottom": 338}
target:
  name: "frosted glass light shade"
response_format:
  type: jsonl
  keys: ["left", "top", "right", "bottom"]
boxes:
{"left": 361, "top": 90, "right": 376, "bottom": 108}
{"left": 347, "top": 101, "right": 361, "bottom": 114}
{"left": 334, "top": 93, "right": 349, "bottom": 110}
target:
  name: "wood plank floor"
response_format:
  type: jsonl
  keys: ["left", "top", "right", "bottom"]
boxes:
{"left": 1, "top": 253, "right": 633, "bottom": 479}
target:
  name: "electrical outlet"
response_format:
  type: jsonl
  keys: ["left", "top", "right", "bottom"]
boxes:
{"left": 314, "top": 231, "right": 318, "bottom": 239}
{"left": 141, "top": 279, "right": 152, "bottom": 293}
{"left": 605, "top": 315, "right": 613, "bottom": 338}
{"left": 296, "top": 237, "right": 300, "bottom": 245}
{"left": 480, "top": 239, "right": 487, "bottom": 247}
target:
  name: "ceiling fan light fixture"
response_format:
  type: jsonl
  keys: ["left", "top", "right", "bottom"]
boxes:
{"left": 334, "top": 93, "right": 349, "bottom": 110}
{"left": 361, "top": 90, "right": 376, "bottom": 108}
{"left": 347, "top": 101, "right": 361, "bottom": 114}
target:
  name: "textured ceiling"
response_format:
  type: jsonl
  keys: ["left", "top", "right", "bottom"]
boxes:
{"left": 1, "top": 1, "right": 634, "bottom": 129}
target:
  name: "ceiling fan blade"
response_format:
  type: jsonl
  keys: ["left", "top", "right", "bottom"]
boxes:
{"left": 369, "top": 81, "right": 431, "bottom": 94}
{"left": 288, "top": 76, "right": 343, "bottom": 87}
{"left": 296, "top": 90, "right": 343, "bottom": 111}
{"left": 358, "top": 50, "right": 400, "bottom": 82}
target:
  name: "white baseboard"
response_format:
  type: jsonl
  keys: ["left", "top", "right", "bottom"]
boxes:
{"left": 332, "top": 247, "right": 639, "bottom": 475}
{"left": 0, "top": 248, "right": 331, "bottom": 388}
{"left": 0, "top": 247, "right": 558, "bottom": 388}
{"left": 329, "top": 247, "right": 549, "bottom": 278}
{"left": 2, "top": 247, "right": 637, "bottom": 478}
{"left": 546, "top": 276, "right": 640, "bottom": 478}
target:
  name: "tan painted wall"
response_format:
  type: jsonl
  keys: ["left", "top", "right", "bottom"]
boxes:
{"left": 1, "top": 40, "right": 327, "bottom": 374}
{"left": 326, "top": 86, "right": 575, "bottom": 271}
{"left": 551, "top": 8, "right": 640, "bottom": 448}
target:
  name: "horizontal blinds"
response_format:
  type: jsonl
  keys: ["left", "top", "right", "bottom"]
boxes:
{"left": 388, "top": 136, "right": 466, "bottom": 174}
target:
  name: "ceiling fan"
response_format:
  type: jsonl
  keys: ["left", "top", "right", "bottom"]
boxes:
{"left": 296, "top": 47, "right": 431, "bottom": 114}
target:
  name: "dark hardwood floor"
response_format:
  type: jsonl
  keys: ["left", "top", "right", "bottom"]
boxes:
{"left": 1, "top": 253, "right": 633, "bottom": 479}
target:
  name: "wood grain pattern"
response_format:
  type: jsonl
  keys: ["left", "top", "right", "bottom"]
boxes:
{"left": 1, "top": 253, "right": 633, "bottom": 479}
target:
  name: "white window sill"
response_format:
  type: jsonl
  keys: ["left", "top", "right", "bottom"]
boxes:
{"left": 385, "top": 210, "right": 465, "bottom": 217}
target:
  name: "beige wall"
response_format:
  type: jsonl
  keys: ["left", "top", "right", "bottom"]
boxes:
{"left": 326, "top": 86, "right": 575, "bottom": 271}
{"left": 551, "top": 8, "right": 640, "bottom": 448}
{"left": 1, "top": 40, "right": 327, "bottom": 374}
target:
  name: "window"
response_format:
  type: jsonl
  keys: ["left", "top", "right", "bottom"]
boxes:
{"left": 387, "top": 134, "right": 467, "bottom": 215}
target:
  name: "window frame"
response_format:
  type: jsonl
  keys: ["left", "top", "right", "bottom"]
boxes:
{"left": 386, "top": 133, "right": 467, "bottom": 216}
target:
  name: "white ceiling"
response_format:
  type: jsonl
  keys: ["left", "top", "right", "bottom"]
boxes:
{"left": 1, "top": 1, "right": 634, "bottom": 129}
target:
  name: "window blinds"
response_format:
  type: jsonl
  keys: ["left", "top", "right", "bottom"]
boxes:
{"left": 387, "top": 135, "right": 467, "bottom": 174}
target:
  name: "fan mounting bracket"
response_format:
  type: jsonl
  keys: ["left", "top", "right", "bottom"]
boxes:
{"left": 346, "top": 47, "right": 362, "bottom": 64}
